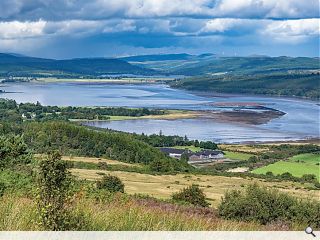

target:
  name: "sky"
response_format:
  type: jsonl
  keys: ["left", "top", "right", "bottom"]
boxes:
{"left": 0, "top": 0, "right": 319, "bottom": 59}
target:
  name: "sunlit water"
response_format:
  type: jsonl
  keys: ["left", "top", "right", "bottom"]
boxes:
{"left": 1, "top": 82, "right": 319, "bottom": 143}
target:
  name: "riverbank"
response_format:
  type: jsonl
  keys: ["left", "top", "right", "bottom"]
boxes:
{"left": 70, "top": 110, "right": 201, "bottom": 122}
{"left": 31, "top": 77, "right": 176, "bottom": 84}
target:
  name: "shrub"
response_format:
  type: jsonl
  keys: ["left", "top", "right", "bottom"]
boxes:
{"left": 172, "top": 184, "right": 210, "bottom": 207}
{"left": 97, "top": 162, "right": 108, "bottom": 170}
{"left": 149, "top": 159, "right": 174, "bottom": 172}
{"left": 97, "top": 175, "right": 124, "bottom": 193}
{"left": 266, "top": 171, "right": 273, "bottom": 176}
{"left": 37, "top": 151, "right": 72, "bottom": 230}
{"left": 280, "top": 172, "right": 293, "bottom": 180}
{"left": 218, "top": 184, "right": 320, "bottom": 227}
{"left": 301, "top": 174, "right": 317, "bottom": 182}
{"left": 0, "top": 182, "right": 5, "bottom": 197}
{"left": 314, "top": 182, "right": 320, "bottom": 189}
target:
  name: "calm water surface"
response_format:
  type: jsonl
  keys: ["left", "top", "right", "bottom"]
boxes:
{"left": 1, "top": 82, "right": 319, "bottom": 143}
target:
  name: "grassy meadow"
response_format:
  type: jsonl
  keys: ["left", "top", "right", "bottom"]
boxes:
{"left": 252, "top": 153, "right": 319, "bottom": 180}
{"left": 0, "top": 194, "right": 270, "bottom": 231}
{"left": 223, "top": 151, "right": 253, "bottom": 161}
{"left": 68, "top": 157, "right": 319, "bottom": 207}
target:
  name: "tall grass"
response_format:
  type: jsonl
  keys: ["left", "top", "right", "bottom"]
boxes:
{"left": 0, "top": 194, "right": 261, "bottom": 231}
{"left": 0, "top": 196, "right": 39, "bottom": 230}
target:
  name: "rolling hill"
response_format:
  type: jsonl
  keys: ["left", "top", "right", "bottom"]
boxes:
{"left": 0, "top": 53, "right": 156, "bottom": 77}
{"left": 120, "top": 54, "right": 320, "bottom": 76}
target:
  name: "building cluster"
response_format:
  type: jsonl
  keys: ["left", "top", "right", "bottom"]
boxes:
{"left": 160, "top": 147, "right": 224, "bottom": 164}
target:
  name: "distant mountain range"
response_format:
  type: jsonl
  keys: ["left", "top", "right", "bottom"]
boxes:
{"left": 0, "top": 53, "right": 156, "bottom": 77}
{"left": 1, "top": 52, "right": 319, "bottom": 99}
{"left": 0, "top": 53, "right": 319, "bottom": 78}
{"left": 120, "top": 54, "right": 319, "bottom": 76}
{"left": 119, "top": 53, "right": 215, "bottom": 62}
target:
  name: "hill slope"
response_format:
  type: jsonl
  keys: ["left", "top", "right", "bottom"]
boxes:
{"left": 172, "top": 72, "right": 320, "bottom": 99}
{"left": 0, "top": 53, "right": 156, "bottom": 77}
{"left": 122, "top": 54, "right": 319, "bottom": 75}
{"left": 169, "top": 56, "right": 320, "bottom": 75}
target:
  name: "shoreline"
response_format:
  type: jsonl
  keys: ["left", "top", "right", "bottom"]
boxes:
{"left": 3, "top": 80, "right": 319, "bottom": 102}
{"left": 186, "top": 88, "right": 320, "bottom": 104}
{"left": 70, "top": 110, "right": 201, "bottom": 122}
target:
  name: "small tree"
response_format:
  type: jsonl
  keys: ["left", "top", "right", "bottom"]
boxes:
{"left": 97, "top": 175, "right": 124, "bottom": 193}
{"left": 172, "top": 184, "right": 210, "bottom": 207}
{"left": 37, "top": 151, "right": 72, "bottom": 230}
{"left": 0, "top": 135, "right": 31, "bottom": 169}
{"left": 301, "top": 174, "right": 317, "bottom": 182}
{"left": 149, "top": 159, "right": 174, "bottom": 172}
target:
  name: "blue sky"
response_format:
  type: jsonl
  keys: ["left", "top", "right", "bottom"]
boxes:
{"left": 0, "top": 0, "right": 319, "bottom": 59}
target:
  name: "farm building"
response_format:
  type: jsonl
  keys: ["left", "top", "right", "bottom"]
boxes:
{"left": 159, "top": 148, "right": 190, "bottom": 159}
{"left": 189, "top": 150, "right": 224, "bottom": 161}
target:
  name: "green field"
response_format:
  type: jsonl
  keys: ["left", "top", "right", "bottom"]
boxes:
{"left": 289, "top": 153, "right": 320, "bottom": 164}
{"left": 223, "top": 151, "right": 253, "bottom": 161}
{"left": 252, "top": 160, "right": 319, "bottom": 181}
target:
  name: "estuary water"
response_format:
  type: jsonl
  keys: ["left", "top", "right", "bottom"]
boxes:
{"left": 1, "top": 82, "right": 319, "bottom": 143}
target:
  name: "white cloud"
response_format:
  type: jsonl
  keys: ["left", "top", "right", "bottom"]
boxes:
{"left": 0, "top": 20, "right": 46, "bottom": 39}
{"left": 213, "top": 0, "right": 319, "bottom": 19}
{"left": 262, "top": 18, "right": 320, "bottom": 43}
{"left": 201, "top": 19, "right": 240, "bottom": 33}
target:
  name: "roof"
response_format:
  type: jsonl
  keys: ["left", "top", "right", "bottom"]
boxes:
{"left": 159, "top": 148, "right": 188, "bottom": 154}
{"left": 190, "top": 150, "right": 223, "bottom": 157}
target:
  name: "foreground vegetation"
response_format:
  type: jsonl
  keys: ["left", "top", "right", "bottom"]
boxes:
{"left": 0, "top": 98, "right": 319, "bottom": 231}
{"left": 0, "top": 194, "right": 265, "bottom": 231}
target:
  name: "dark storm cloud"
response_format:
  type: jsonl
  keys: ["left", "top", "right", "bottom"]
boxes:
{"left": 0, "top": 0, "right": 319, "bottom": 21}
{"left": 0, "top": 0, "right": 319, "bottom": 58}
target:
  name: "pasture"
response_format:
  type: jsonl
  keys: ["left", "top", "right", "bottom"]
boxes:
{"left": 70, "top": 167, "right": 319, "bottom": 207}
{"left": 252, "top": 157, "right": 319, "bottom": 181}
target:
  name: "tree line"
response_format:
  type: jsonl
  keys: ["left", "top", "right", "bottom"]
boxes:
{"left": 0, "top": 99, "right": 166, "bottom": 122}
{"left": 132, "top": 132, "right": 218, "bottom": 149}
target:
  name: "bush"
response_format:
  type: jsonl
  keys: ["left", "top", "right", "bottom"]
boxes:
{"left": 218, "top": 184, "right": 320, "bottom": 227}
{"left": 172, "top": 184, "right": 210, "bottom": 207}
{"left": 301, "top": 174, "right": 317, "bottom": 182}
{"left": 266, "top": 171, "right": 273, "bottom": 176}
{"left": 0, "top": 182, "right": 5, "bottom": 197}
{"left": 97, "top": 162, "right": 108, "bottom": 170}
{"left": 149, "top": 159, "right": 174, "bottom": 172}
{"left": 37, "top": 151, "right": 73, "bottom": 230}
{"left": 97, "top": 175, "right": 124, "bottom": 193}
{"left": 280, "top": 172, "right": 293, "bottom": 180}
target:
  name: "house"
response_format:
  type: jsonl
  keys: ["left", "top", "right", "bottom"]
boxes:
{"left": 159, "top": 148, "right": 189, "bottom": 159}
{"left": 189, "top": 150, "right": 224, "bottom": 163}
